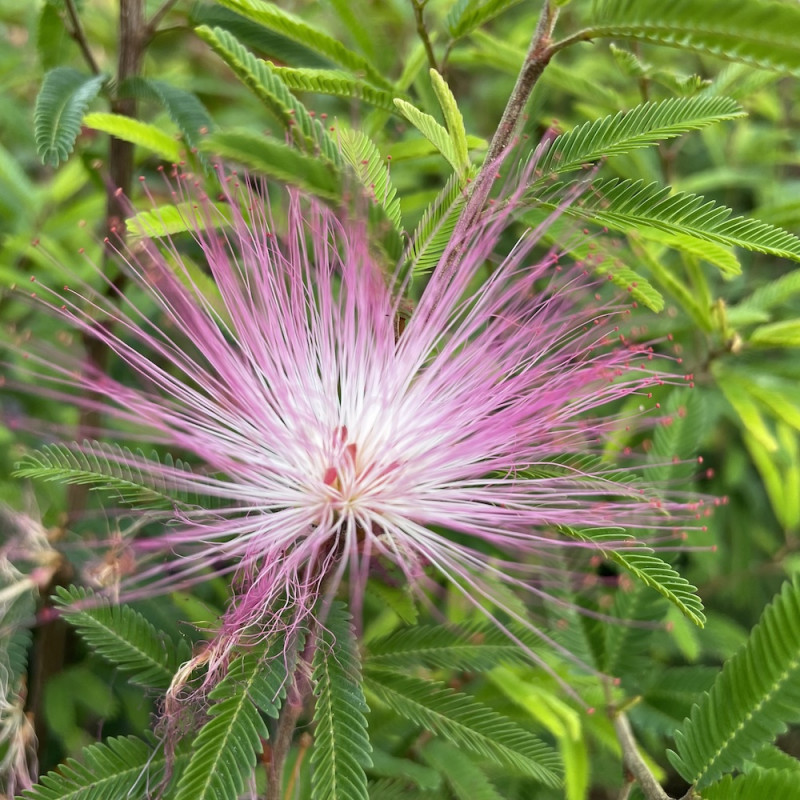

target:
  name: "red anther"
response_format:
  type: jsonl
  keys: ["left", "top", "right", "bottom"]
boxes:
{"left": 30, "top": 276, "right": 36, "bottom": 282}
{"left": 697, "top": 456, "right": 704, "bottom": 464}
{"left": 139, "top": 176, "right": 146, "bottom": 181}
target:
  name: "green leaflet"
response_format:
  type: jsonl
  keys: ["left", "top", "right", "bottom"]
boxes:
{"left": 200, "top": 131, "right": 341, "bottom": 199}
{"left": 701, "top": 769, "right": 800, "bottom": 799}
{"left": 551, "top": 178, "right": 800, "bottom": 263}
{"left": 558, "top": 527, "right": 705, "bottom": 626}
{"left": 364, "top": 670, "right": 561, "bottom": 787}
{"left": 393, "top": 99, "right": 461, "bottom": 175}
{"left": 338, "top": 128, "right": 403, "bottom": 235}
{"left": 582, "top": 0, "right": 800, "bottom": 73}
{"left": 668, "top": 577, "right": 800, "bottom": 788}
{"left": 13, "top": 440, "right": 209, "bottom": 511}
{"left": 34, "top": 68, "right": 106, "bottom": 166}
{"left": 82, "top": 112, "right": 182, "bottom": 162}
{"left": 195, "top": 26, "right": 340, "bottom": 164}
{"left": 367, "top": 622, "right": 538, "bottom": 672}
{"left": 174, "top": 638, "right": 296, "bottom": 800}
{"left": 22, "top": 736, "right": 187, "bottom": 800}
{"left": 53, "top": 586, "right": 191, "bottom": 691}
{"left": 535, "top": 96, "right": 745, "bottom": 178}
{"left": 213, "top": 0, "right": 391, "bottom": 89}
{"left": 446, "top": 0, "right": 524, "bottom": 39}
{"left": 407, "top": 171, "right": 469, "bottom": 275}
{"left": 272, "top": 66, "right": 400, "bottom": 111}
{"left": 420, "top": 740, "right": 503, "bottom": 800}
{"left": 311, "top": 603, "right": 372, "bottom": 800}
{"left": 429, "top": 70, "right": 470, "bottom": 176}
{"left": 118, "top": 77, "right": 215, "bottom": 149}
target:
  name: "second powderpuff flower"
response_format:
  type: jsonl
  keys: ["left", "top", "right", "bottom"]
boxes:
{"left": 14, "top": 163, "right": 702, "bottom": 672}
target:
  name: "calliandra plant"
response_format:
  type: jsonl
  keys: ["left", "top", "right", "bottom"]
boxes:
{"left": 7, "top": 152, "right": 707, "bottom": 796}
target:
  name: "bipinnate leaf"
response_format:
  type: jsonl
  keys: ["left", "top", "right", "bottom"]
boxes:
{"left": 446, "top": 0, "right": 524, "bottom": 39}
{"left": 421, "top": 740, "right": 504, "bottom": 800}
{"left": 22, "top": 736, "right": 186, "bottom": 800}
{"left": 34, "top": 68, "right": 106, "bottom": 166}
{"left": 53, "top": 586, "right": 190, "bottom": 691}
{"left": 195, "top": 25, "right": 340, "bottom": 164}
{"left": 82, "top": 112, "right": 182, "bottom": 162}
{"left": 668, "top": 577, "right": 800, "bottom": 789}
{"left": 271, "top": 66, "right": 400, "bottom": 111}
{"left": 553, "top": 178, "right": 800, "bottom": 263}
{"left": 429, "top": 69, "right": 470, "bottom": 176}
{"left": 701, "top": 769, "right": 800, "bottom": 799}
{"left": 364, "top": 671, "right": 561, "bottom": 787}
{"left": 311, "top": 602, "right": 372, "bottom": 800}
{"left": 213, "top": 0, "right": 390, "bottom": 88}
{"left": 536, "top": 96, "right": 745, "bottom": 178}
{"left": 338, "top": 127, "right": 403, "bottom": 235}
{"left": 119, "top": 77, "right": 214, "bottom": 149}
{"left": 367, "top": 622, "right": 537, "bottom": 672}
{"left": 200, "top": 131, "right": 341, "bottom": 199}
{"left": 393, "top": 99, "right": 461, "bottom": 175}
{"left": 559, "top": 527, "right": 705, "bottom": 626}
{"left": 13, "top": 440, "right": 208, "bottom": 511}
{"left": 175, "top": 638, "right": 294, "bottom": 800}
{"left": 582, "top": 0, "right": 800, "bottom": 74}
{"left": 408, "top": 171, "right": 469, "bottom": 275}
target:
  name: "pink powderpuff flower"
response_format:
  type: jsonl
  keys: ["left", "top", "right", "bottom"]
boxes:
{"left": 13, "top": 162, "right": 699, "bottom": 675}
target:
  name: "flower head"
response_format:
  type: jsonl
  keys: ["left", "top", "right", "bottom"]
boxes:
{"left": 16, "top": 164, "right": 697, "bottom": 669}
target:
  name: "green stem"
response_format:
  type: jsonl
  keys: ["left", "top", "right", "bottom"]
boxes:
{"left": 410, "top": 0, "right": 438, "bottom": 71}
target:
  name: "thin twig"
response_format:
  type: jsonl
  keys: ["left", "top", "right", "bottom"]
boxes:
{"left": 144, "top": 0, "right": 180, "bottom": 42}
{"left": 425, "top": 0, "right": 560, "bottom": 300}
{"left": 613, "top": 712, "right": 674, "bottom": 800}
{"left": 64, "top": 0, "right": 100, "bottom": 75}
{"left": 266, "top": 698, "right": 306, "bottom": 800}
{"left": 410, "top": 0, "right": 438, "bottom": 71}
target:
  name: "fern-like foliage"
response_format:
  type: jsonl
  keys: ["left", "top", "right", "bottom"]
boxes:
{"left": 421, "top": 740, "right": 503, "bottom": 800}
{"left": 13, "top": 440, "right": 200, "bottom": 511}
{"left": 446, "top": 0, "right": 524, "bottom": 39}
{"left": 311, "top": 602, "right": 372, "bottom": 800}
{"left": 701, "top": 768, "right": 800, "bottom": 799}
{"left": 582, "top": 0, "right": 800, "bottom": 73}
{"left": 119, "top": 77, "right": 215, "bottom": 149}
{"left": 82, "top": 112, "right": 182, "bottom": 162}
{"left": 195, "top": 26, "right": 341, "bottom": 164}
{"left": 364, "top": 670, "right": 561, "bottom": 787}
{"left": 271, "top": 66, "right": 399, "bottom": 111}
{"left": 668, "top": 577, "right": 800, "bottom": 789}
{"left": 174, "top": 638, "right": 295, "bottom": 800}
{"left": 339, "top": 128, "right": 403, "bottom": 234}
{"left": 550, "top": 178, "right": 800, "bottom": 263}
{"left": 407, "top": 171, "right": 470, "bottom": 275}
{"left": 213, "top": 0, "right": 391, "bottom": 88}
{"left": 559, "top": 527, "right": 705, "bottom": 626}
{"left": 53, "top": 586, "right": 191, "bottom": 691}
{"left": 34, "top": 68, "right": 106, "bottom": 166}
{"left": 367, "top": 623, "right": 538, "bottom": 672}
{"left": 201, "top": 130, "right": 341, "bottom": 199}
{"left": 22, "top": 736, "right": 185, "bottom": 800}
{"left": 393, "top": 99, "right": 461, "bottom": 175}
{"left": 535, "top": 96, "right": 745, "bottom": 178}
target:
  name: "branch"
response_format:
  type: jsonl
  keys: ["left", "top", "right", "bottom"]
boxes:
{"left": 410, "top": 0, "right": 438, "bottom": 71}
{"left": 144, "top": 0, "right": 180, "bottom": 42}
{"left": 424, "top": 0, "right": 560, "bottom": 301}
{"left": 613, "top": 712, "right": 675, "bottom": 800}
{"left": 64, "top": 0, "right": 100, "bottom": 75}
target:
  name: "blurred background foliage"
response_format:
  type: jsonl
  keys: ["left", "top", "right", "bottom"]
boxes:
{"left": 2, "top": 1, "right": 800, "bottom": 799}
